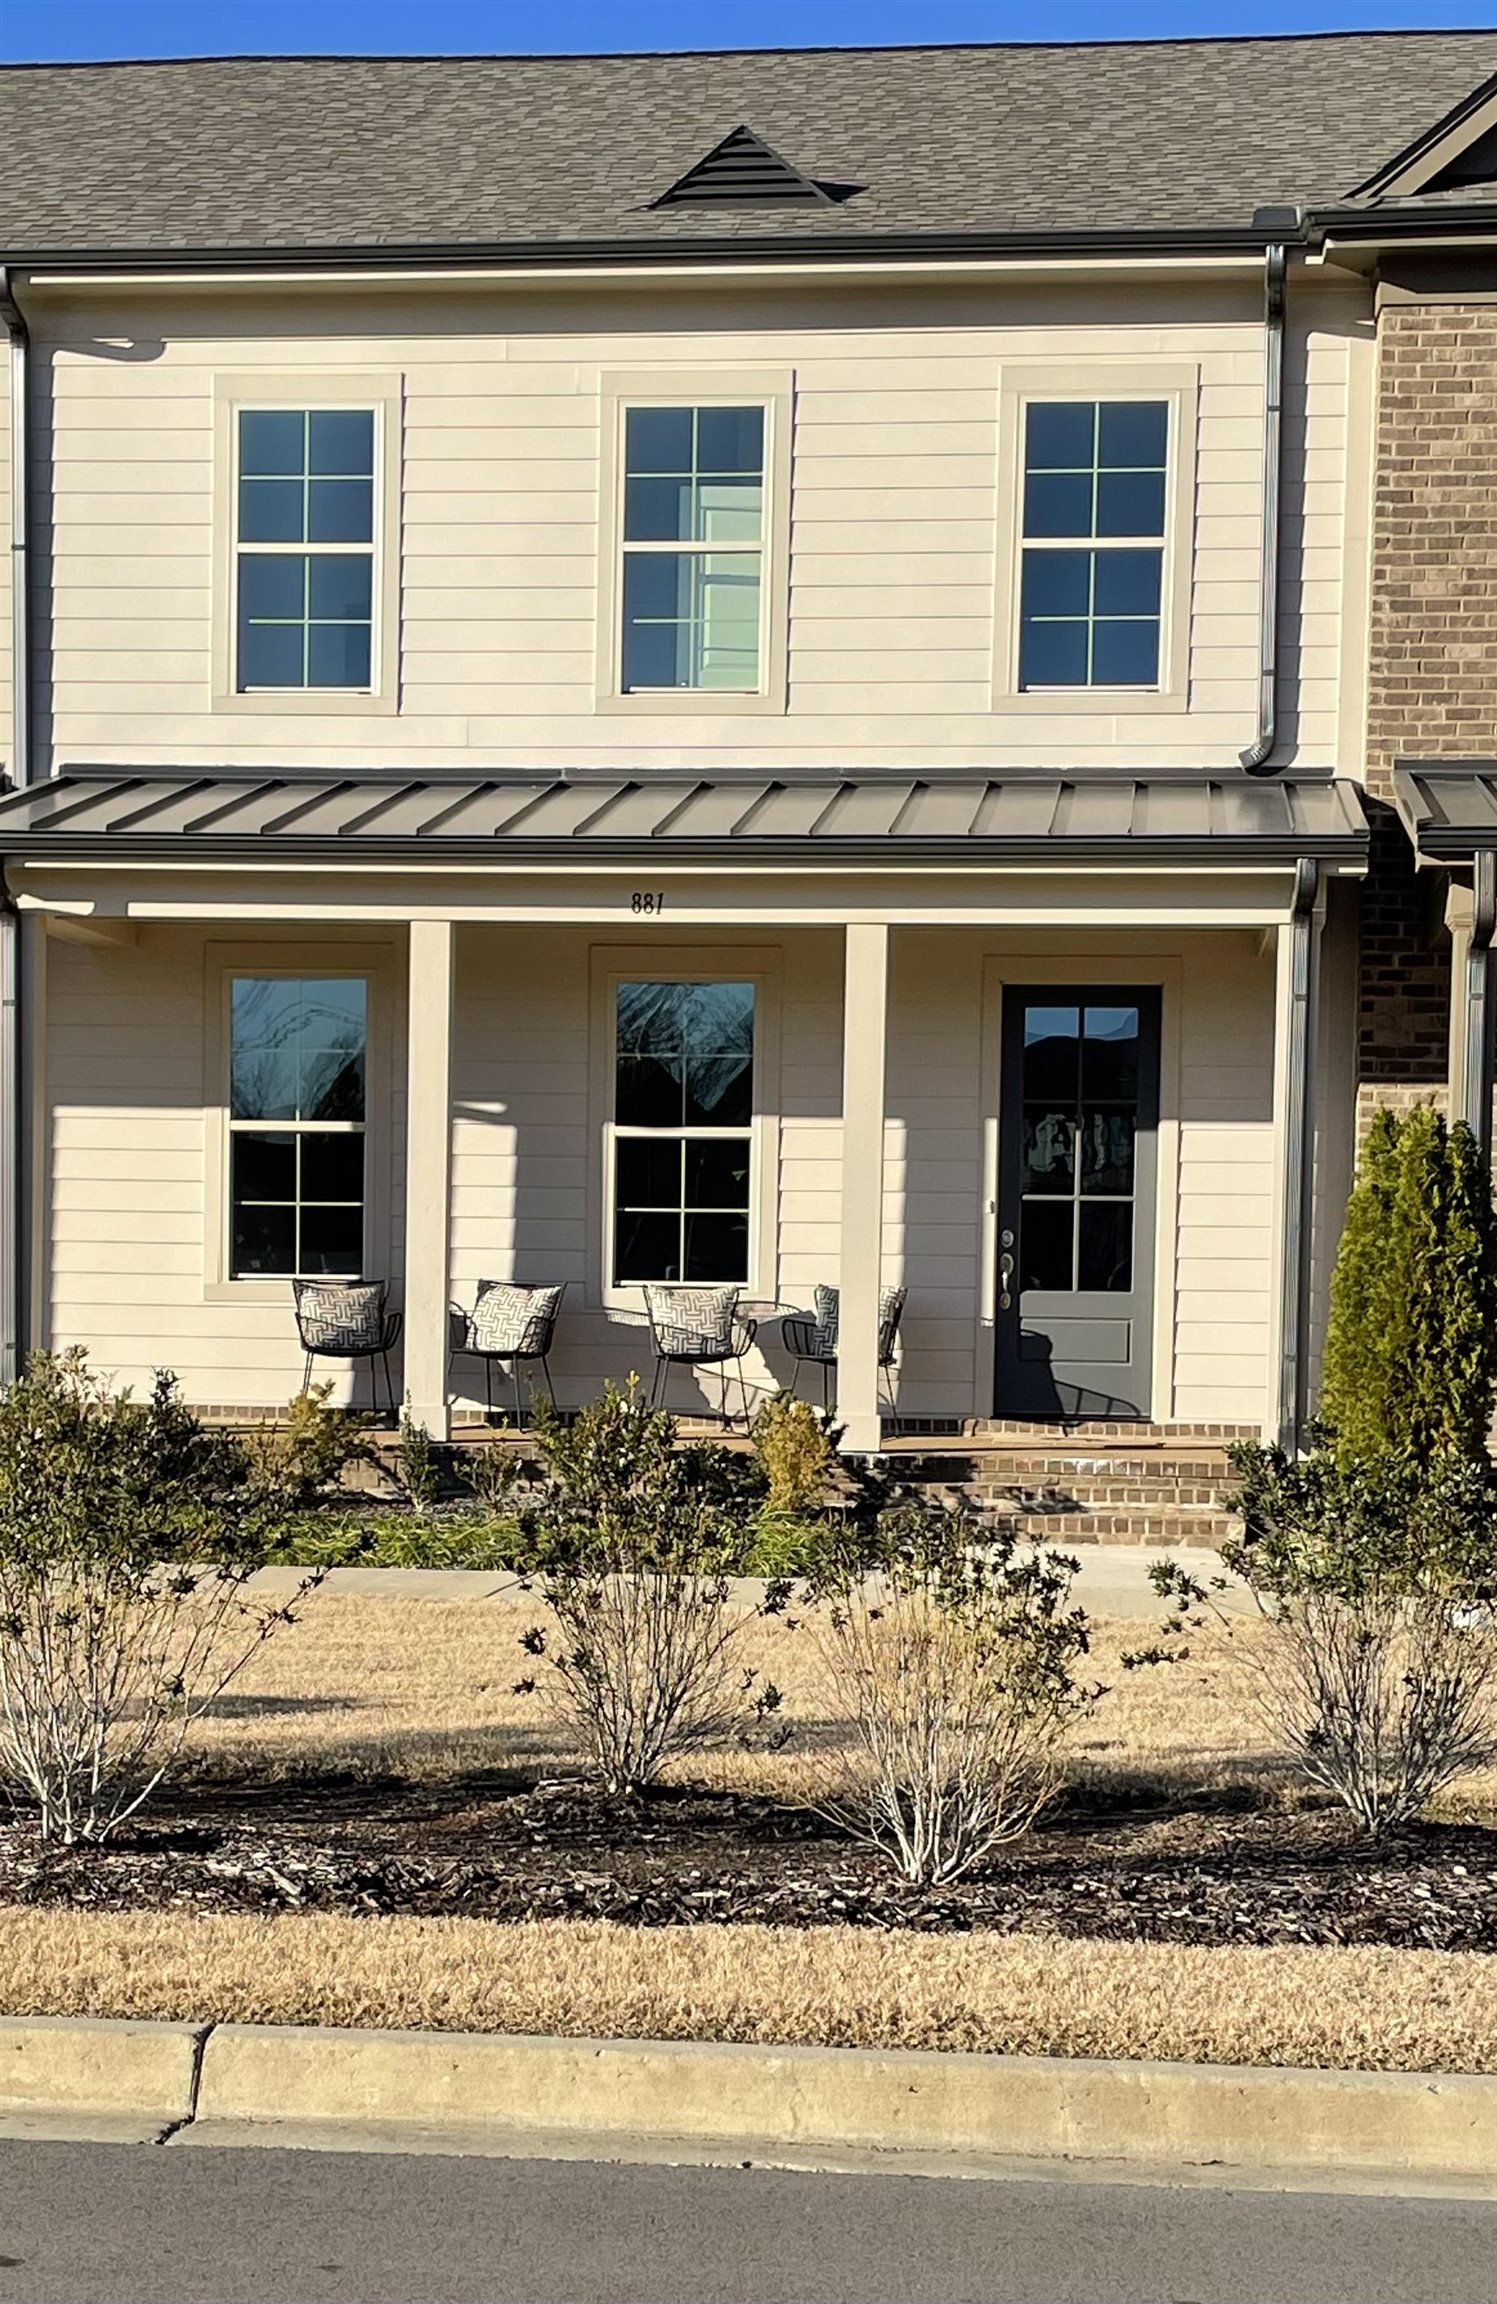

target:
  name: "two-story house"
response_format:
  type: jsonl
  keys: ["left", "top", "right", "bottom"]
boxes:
{"left": 0, "top": 33, "right": 1493, "bottom": 1503}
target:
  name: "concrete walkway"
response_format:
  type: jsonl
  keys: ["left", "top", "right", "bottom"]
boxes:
{"left": 248, "top": 1548, "right": 1243, "bottom": 1615}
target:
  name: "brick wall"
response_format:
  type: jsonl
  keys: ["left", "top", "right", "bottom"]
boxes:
{"left": 1357, "top": 299, "right": 1497, "bottom": 1102}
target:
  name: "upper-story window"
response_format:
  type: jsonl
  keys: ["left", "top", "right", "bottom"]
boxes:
{"left": 235, "top": 409, "right": 377, "bottom": 692}
{"left": 1017, "top": 400, "right": 1168, "bottom": 691}
{"left": 620, "top": 406, "right": 766, "bottom": 692}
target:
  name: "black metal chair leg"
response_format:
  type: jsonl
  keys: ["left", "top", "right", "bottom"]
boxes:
{"left": 822, "top": 1360, "right": 833, "bottom": 1413}
{"left": 737, "top": 1359, "right": 752, "bottom": 1428}
{"left": 649, "top": 1356, "right": 665, "bottom": 1411}
{"left": 380, "top": 1351, "right": 396, "bottom": 1423}
{"left": 301, "top": 1351, "right": 313, "bottom": 1398}
{"left": 540, "top": 1356, "right": 557, "bottom": 1409}
{"left": 511, "top": 1356, "right": 523, "bottom": 1428}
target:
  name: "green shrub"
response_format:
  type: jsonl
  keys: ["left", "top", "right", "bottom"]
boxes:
{"left": 512, "top": 1385, "right": 781, "bottom": 1794}
{"left": 798, "top": 1491, "right": 1095, "bottom": 1885}
{"left": 1322, "top": 1103, "right": 1497, "bottom": 1466}
{"left": 0, "top": 1350, "right": 318, "bottom": 1843}
{"left": 239, "top": 1383, "right": 371, "bottom": 1510}
{"left": 266, "top": 1508, "right": 526, "bottom": 1570}
{"left": 751, "top": 1395, "right": 837, "bottom": 1517}
{"left": 1144, "top": 1440, "right": 1497, "bottom": 1836}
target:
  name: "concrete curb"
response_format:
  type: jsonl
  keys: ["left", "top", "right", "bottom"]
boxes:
{"left": 4, "top": 2015, "right": 1491, "bottom": 2183}
{"left": 191, "top": 2027, "right": 1497, "bottom": 2179}
{"left": 0, "top": 2015, "right": 203, "bottom": 2132}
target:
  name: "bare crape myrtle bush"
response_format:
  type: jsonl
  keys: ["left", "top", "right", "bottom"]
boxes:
{"left": 0, "top": 1349, "right": 319, "bottom": 1844}
{"left": 801, "top": 1495, "right": 1097, "bottom": 1887}
{"left": 1138, "top": 1442, "right": 1497, "bottom": 1837}
{"left": 513, "top": 1384, "right": 782, "bottom": 1796}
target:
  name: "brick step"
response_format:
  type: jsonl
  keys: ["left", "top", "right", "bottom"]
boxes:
{"left": 1006, "top": 1504, "right": 1238, "bottom": 1548}
{"left": 981, "top": 1483, "right": 1225, "bottom": 1520}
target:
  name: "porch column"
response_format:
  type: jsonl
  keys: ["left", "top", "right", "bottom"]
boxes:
{"left": 837, "top": 922, "right": 889, "bottom": 1454}
{"left": 404, "top": 919, "right": 454, "bottom": 1438}
{"left": 1266, "top": 861, "right": 1322, "bottom": 1450}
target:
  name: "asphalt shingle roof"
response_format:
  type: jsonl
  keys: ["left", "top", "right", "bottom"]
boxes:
{"left": 1, "top": 32, "right": 1496, "bottom": 255}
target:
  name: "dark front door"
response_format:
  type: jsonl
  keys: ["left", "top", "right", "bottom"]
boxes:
{"left": 995, "top": 987, "right": 1161, "bottom": 1420}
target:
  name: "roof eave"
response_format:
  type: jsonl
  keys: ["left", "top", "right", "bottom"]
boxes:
{"left": 0, "top": 832, "right": 1368, "bottom": 871}
{"left": 5, "top": 221, "right": 1300, "bottom": 276}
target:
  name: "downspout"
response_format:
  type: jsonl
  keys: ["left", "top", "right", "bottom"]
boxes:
{"left": 1277, "top": 855, "right": 1320, "bottom": 1450}
{"left": 1461, "top": 848, "right": 1496, "bottom": 1171}
{"left": 1239, "top": 241, "right": 1288, "bottom": 773}
{"left": 0, "top": 267, "right": 30, "bottom": 1388}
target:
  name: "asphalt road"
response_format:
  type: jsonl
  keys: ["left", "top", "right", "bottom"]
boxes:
{"left": 1, "top": 2141, "right": 1496, "bottom": 2304}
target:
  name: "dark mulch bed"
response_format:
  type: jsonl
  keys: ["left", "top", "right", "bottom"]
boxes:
{"left": 2, "top": 1775, "right": 1496, "bottom": 1951}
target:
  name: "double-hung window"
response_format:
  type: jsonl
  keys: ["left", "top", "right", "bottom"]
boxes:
{"left": 229, "top": 977, "right": 367, "bottom": 1279}
{"left": 235, "top": 409, "right": 376, "bottom": 691}
{"left": 619, "top": 406, "right": 766, "bottom": 691}
{"left": 611, "top": 981, "right": 755, "bottom": 1284}
{"left": 1018, "top": 399, "right": 1169, "bottom": 690}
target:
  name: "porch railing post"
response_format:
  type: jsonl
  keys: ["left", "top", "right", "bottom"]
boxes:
{"left": 404, "top": 918, "right": 454, "bottom": 1439}
{"left": 837, "top": 921, "right": 890, "bottom": 1454}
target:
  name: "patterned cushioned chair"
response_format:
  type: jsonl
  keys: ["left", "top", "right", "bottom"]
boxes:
{"left": 642, "top": 1284, "right": 757, "bottom": 1427}
{"left": 450, "top": 1281, "right": 565, "bottom": 1424}
{"left": 292, "top": 1278, "right": 403, "bottom": 1419}
{"left": 781, "top": 1283, "right": 906, "bottom": 1411}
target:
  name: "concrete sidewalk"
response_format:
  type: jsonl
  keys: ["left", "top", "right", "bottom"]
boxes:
{"left": 247, "top": 1548, "right": 1243, "bottom": 1614}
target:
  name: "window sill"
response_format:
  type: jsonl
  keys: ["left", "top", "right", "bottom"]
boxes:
{"left": 992, "top": 685, "right": 1189, "bottom": 717}
{"left": 594, "top": 687, "right": 786, "bottom": 718}
{"left": 212, "top": 687, "right": 398, "bottom": 718}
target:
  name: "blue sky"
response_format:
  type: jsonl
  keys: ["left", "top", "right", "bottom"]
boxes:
{"left": 4, "top": 0, "right": 1495, "bottom": 63}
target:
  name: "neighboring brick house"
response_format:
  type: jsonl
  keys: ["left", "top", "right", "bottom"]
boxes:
{"left": 0, "top": 34, "right": 1496, "bottom": 1544}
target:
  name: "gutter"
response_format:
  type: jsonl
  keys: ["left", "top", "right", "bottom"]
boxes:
{"left": 1276, "top": 855, "right": 1320, "bottom": 1451}
{"left": 1239, "top": 241, "right": 1288, "bottom": 772}
{"left": 0, "top": 223, "right": 1302, "bottom": 278}
{"left": 1462, "top": 849, "right": 1497, "bottom": 1170}
{"left": 0, "top": 267, "right": 27, "bottom": 1388}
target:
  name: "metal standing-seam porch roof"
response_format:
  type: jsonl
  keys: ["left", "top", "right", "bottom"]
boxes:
{"left": 0, "top": 769, "right": 1370, "bottom": 871}
{"left": 1393, "top": 763, "right": 1497, "bottom": 861}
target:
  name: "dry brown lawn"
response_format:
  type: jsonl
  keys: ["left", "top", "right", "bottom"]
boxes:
{"left": 4, "top": 1587, "right": 1493, "bottom": 2072}
{"left": 2, "top": 1908, "right": 1495, "bottom": 2072}
{"left": 181, "top": 1589, "right": 1497, "bottom": 1819}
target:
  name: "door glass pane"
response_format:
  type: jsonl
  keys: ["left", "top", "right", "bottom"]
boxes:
{"left": 1022, "top": 1108, "right": 1075, "bottom": 1194}
{"left": 1022, "top": 1007, "right": 1080, "bottom": 1097}
{"left": 1083, "top": 1007, "right": 1141, "bottom": 1098}
{"left": 1078, "top": 1201, "right": 1133, "bottom": 1292}
{"left": 1019, "top": 1199, "right": 1073, "bottom": 1291}
{"left": 1080, "top": 1109, "right": 1135, "bottom": 1195}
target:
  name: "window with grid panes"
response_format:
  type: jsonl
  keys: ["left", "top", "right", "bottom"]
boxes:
{"left": 229, "top": 978, "right": 367, "bottom": 1278}
{"left": 235, "top": 409, "right": 376, "bottom": 691}
{"left": 611, "top": 981, "right": 754, "bottom": 1284}
{"left": 620, "top": 406, "right": 765, "bottom": 691}
{"left": 1017, "top": 400, "right": 1168, "bottom": 690}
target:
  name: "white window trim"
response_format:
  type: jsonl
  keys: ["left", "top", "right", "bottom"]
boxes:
{"left": 203, "top": 940, "right": 397, "bottom": 1304}
{"left": 586, "top": 944, "right": 782, "bottom": 1311}
{"left": 595, "top": 371, "right": 793, "bottom": 716}
{"left": 212, "top": 373, "right": 402, "bottom": 716}
{"left": 993, "top": 361, "right": 1199, "bottom": 716}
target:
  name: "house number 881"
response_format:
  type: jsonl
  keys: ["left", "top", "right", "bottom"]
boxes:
{"left": 630, "top": 891, "right": 665, "bottom": 914}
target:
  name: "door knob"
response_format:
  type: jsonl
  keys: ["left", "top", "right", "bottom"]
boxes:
{"left": 999, "top": 1250, "right": 1015, "bottom": 1311}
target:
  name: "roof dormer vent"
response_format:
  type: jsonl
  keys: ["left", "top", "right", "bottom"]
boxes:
{"left": 652, "top": 125, "right": 857, "bottom": 208}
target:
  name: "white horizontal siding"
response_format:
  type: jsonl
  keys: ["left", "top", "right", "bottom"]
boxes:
{"left": 36, "top": 270, "right": 1363, "bottom": 774}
